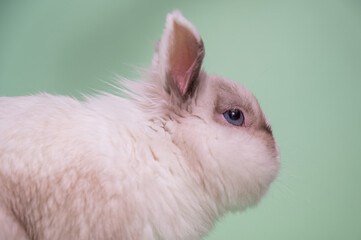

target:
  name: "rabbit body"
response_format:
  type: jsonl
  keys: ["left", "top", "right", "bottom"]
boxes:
{"left": 0, "top": 11, "right": 279, "bottom": 240}
{"left": 0, "top": 93, "right": 215, "bottom": 240}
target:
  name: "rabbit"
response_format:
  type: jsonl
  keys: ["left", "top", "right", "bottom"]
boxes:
{"left": 0, "top": 10, "right": 279, "bottom": 240}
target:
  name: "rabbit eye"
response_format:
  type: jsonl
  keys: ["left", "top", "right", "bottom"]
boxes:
{"left": 223, "top": 109, "right": 244, "bottom": 126}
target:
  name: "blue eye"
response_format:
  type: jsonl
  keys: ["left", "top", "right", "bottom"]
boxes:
{"left": 223, "top": 109, "right": 244, "bottom": 126}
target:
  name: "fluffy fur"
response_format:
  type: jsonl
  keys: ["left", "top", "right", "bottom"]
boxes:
{"left": 0, "top": 11, "right": 279, "bottom": 240}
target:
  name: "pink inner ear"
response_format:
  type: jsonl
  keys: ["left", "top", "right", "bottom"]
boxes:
{"left": 170, "top": 21, "right": 200, "bottom": 96}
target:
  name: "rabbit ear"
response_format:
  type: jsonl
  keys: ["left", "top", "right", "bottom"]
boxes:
{"left": 156, "top": 11, "right": 205, "bottom": 97}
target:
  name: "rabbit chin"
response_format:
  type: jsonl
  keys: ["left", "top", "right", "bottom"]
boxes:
{"left": 174, "top": 118, "right": 280, "bottom": 212}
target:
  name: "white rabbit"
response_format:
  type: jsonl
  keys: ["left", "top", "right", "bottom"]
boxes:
{"left": 0, "top": 11, "right": 279, "bottom": 240}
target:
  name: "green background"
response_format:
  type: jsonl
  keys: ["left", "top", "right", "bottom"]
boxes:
{"left": 1, "top": 0, "right": 361, "bottom": 239}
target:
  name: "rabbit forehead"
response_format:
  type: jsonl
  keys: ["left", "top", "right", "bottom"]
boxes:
{"left": 213, "top": 78, "right": 254, "bottom": 113}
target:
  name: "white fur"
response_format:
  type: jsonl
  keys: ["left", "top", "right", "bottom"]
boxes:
{"left": 0, "top": 11, "right": 279, "bottom": 240}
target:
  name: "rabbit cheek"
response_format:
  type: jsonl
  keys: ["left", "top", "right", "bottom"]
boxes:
{"left": 202, "top": 129, "right": 279, "bottom": 209}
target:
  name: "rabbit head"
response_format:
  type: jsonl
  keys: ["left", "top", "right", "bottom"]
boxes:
{"left": 133, "top": 11, "right": 280, "bottom": 212}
